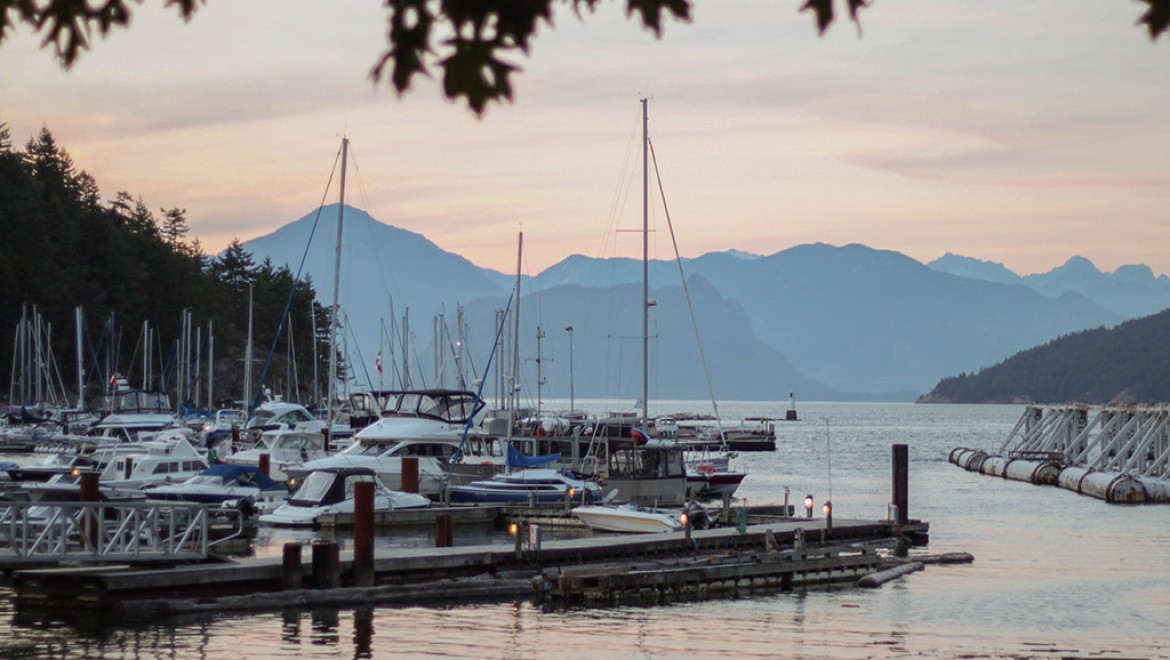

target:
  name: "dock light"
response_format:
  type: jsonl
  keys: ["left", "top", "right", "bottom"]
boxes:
{"left": 509, "top": 521, "right": 520, "bottom": 536}
{"left": 71, "top": 468, "right": 81, "bottom": 477}
{"left": 679, "top": 512, "right": 689, "bottom": 526}
{"left": 568, "top": 487, "right": 575, "bottom": 498}
{"left": 288, "top": 477, "right": 297, "bottom": 488}
{"left": 804, "top": 494, "right": 814, "bottom": 518}
{"left": 823, "top": 500, "right": 832, "bottom": 516}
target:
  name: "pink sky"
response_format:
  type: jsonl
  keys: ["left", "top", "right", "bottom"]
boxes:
{"left": 3, "top": 1, "right": 1168, "bottom": 276}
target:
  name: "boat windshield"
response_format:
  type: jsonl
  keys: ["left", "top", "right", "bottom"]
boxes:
{"left": 290, "top": 471, "right": 336, "bottom": 505}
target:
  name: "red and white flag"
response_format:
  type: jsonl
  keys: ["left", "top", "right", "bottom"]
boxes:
{"left": 375, "top": 351, "right": 383, "bottom": 373}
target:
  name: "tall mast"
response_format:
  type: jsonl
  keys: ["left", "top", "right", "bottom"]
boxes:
{"left": 327, "top": 137, "right": 348, "bottom": 420}
{"left": 641, "top": 97, "right": 650, "bottom": 429}
{"left": 507, "top": 232, "right": 523, "bottom": 434}
{"left": 75, "top": 306, "right": 84, "bottom": 408}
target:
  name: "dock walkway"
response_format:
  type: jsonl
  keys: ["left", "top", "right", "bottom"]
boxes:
{"left": 9, "top": 517, "right": 928, "bottom": 618}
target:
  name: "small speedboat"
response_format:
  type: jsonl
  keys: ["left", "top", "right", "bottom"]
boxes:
{"left": 447, "top": 468, "right": 602, "bottom": 505}
{"left": 259, "top": 466, "right": 430, "bottom": 527}
{"left": 573, "top": 503, "right": 686, "bottom": 533}
{"left": 143, "top": 463, "right": 289, "bottom": 509}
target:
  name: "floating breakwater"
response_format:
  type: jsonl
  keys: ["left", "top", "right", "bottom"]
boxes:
{"left": 951, "top": 404, "right": 1170, "bottom": 503}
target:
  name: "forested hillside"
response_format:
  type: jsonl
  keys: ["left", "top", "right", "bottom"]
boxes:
{"left": 921, "top": 309, "right": 1170, "bottom": 404}
{"left": 0, "top": 124, "right": 330, "bottom": 410}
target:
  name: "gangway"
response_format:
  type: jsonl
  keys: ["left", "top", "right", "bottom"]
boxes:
{"left": 0, "top": 500, "right": 214, "bottom": 566}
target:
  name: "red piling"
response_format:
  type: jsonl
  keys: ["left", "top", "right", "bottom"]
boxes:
{"left": 401, "top": 457, "right": 419, "bottom": 493}
{"left": 353, "top": 481, "right": 375, "bottom": 587}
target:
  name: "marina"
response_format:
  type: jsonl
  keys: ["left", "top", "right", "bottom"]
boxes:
{"left": 2, "top": 402, "right": 1169, "bottom": 658}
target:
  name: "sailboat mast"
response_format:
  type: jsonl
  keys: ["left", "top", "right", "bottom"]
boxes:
{"left": 507, "top": 232, "right": 523, "bottom": 435}
{"left": 327, "top": 137, "right": 348, "bottom": 421}
{"left": 641, "top": 97, "right": 650, "bottom": 429}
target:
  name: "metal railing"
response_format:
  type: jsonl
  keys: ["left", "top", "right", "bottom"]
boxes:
{"left": 0, "top": 500, "right": 210, "bottom": 564}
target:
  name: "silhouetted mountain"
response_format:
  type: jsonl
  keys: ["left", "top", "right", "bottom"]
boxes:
{"left": 927, "top": 253, "right": 1022, "bottom": 285}
{"left": 1022, "top": 256, "right": 1170, "bottom": 318}
{"left": 243, "top": 207, "right": 1145, "bottom": 401}
{"left": 930, "top": 253, "right": 1170, "bottom": 319}
{"left": 921, "top": 308, "right": 1170, "bottom": 404}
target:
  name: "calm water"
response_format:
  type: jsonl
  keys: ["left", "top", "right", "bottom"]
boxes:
{"left": 3, "top": 402, "right": 1169, "bottom": 659}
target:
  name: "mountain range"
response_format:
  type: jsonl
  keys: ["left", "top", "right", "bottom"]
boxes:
{"left": 240, "top": 205, "right": 1167, "bottom": 403}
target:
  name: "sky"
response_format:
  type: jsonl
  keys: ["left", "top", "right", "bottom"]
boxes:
{"left": 3, "top": 1, "right": 1168, "bottom": 277}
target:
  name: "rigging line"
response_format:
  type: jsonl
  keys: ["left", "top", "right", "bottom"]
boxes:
{"left": 648, "top": 137, "right": 724, "bottom": 441}
{"left": 448, "top": 288, "right": 515, "bottom": 479}
{"left": 346, "top": 311, "right": 377, "bottom": 393}
{"left": 345, "top": 144, "right": 405, "bottom": 336}
{"left": 250, "top": 144, "right": 343, "bottom": 412}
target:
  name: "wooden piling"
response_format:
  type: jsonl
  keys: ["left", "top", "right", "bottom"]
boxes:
{"left": 435, "top": 514, "right": 453, "bottom": 548}
{"left": 892, "top": 444, "right": 908, "bottom": 524}
{"left": 353, "top": 482, "right": 375, "bottom": 587}
{"left": 281, "top": 543, "right": 303, "bottom": 590}
{"left": 311, "top": 540, "right": 340, "bottom": 589}
{"left": 401, "top": 457, "right": 419, "bottom": 493}
{"left": 258, "top": 453, "right": 270, "bottom": 478}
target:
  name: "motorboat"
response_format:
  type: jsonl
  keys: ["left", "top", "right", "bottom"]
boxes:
{"left": 2, "top": 452, "right": 103, "bottom": 483}
{"left": 23, "top": 428, "right": 209, "bottom": 501}
{"left": 223, "top": 428, "right": 327, "bottom": 481}
{"left": 447, "top": 468, "right": 602, "bottom": 505}
{"left": 143, "top": 463, "right": 289, "bottom": 510}
{"left": 259, "top": 466, "right": 430, "bottom": 527}
{"left": 573, "top": 503, "right": 686, "bottom": 533}
{"left": 685, "top": 458, "right": 747, "bottom": 500}
{"left": 244, "top": 399, "right": 327, "bottom": 441}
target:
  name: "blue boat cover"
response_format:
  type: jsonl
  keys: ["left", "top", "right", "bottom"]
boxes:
{"left": 200, "top": 463, "right": 279, "bottom": 489}
{"left": 506, "top": 444, "right": 560, "bottom": 468}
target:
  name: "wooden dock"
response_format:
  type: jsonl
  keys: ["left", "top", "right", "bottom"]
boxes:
{"left": 8, "top": 517, "right": 929, "bottom": 618}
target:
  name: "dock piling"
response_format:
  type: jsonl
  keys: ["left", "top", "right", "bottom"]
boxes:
{"left": 311, "top": 540, "right": 340, "bottom": 589}
{"left": 353, "top": 482, "right": 374, "bottom": 587}
{"left": 401, "top": 457, "right": 419, "bottom": 493}
{"left": 435, "top": 514, "right": 453, "bottom": 548}
{"left": 258, "top": 453, "right": 270, "bottom": 478}
{"left": 282, "top": 543, "right": 303, "bottom": 590}
{"left": 892, "top": 444, "right": 908, "bottom": 524}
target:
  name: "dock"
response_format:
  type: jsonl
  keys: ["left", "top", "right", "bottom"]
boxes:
{"left": 7, "top": 516, "right": 929, "bottom": 618}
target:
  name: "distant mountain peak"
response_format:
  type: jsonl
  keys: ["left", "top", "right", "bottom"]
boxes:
{"left": 927, "top": 252, "right": 1021, "bottom": 285}
{"left": 1057, "top": 255, "right": 1100, "bottom": 273}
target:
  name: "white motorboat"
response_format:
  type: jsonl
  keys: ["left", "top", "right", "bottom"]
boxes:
{"left": 572, "top": 503, "right": 686, "bottom": 533}
{"left": 448, "top": 468, "right": 602, "bottom": 505}
{"left": 223, "top": 428, "right": 327, "bottom": 481}
{"left": 23, "top": 428, "right": 209, "bottom": 501}
{"left": 259, "top": 466, "right": 430, "bottom": 527}
{"left": 144, "top": 463, "right": 289, "bottom": 510}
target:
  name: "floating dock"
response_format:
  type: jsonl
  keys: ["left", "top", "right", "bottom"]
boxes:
{"left": 952, "top": 403, "right": 1170, "bottom": 502}
{"left": 7, "top": 516, "right": 929, "bottom": 618}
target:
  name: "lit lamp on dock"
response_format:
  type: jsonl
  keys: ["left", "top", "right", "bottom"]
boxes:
{"left": 804, "top": 494, "right": 814, "bottom": 518}
{"left": 823, "top": 500, "right": 832, "bottom": 529}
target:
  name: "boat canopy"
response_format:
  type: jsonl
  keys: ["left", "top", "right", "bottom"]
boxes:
{"left": 506, "top": 443, "right": 560, "bottom": 468}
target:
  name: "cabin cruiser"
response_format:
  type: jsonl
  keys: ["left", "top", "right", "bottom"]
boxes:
{"left": 287, "top": 390, "right": 501, "bottom": 495}
{"left": 2, "top": 452, "right": 103, "bottom": 483}
{"left": 448, "top": 468, "right": 602, "bottom": 505}
{"left": 144, "top": 463, "right": 289, "bottom": 510}
{"left": 222, "top": 429, "right": 327, "bottom": 481}
{"left": 259, "top": 466, "right": 429, "bottom": 527}
{"left": 23, "top": 428, "right": 209, "bottom": 501}
{"left": 244, "top": 399, "right": 326, "bottom": 441}
{"left": 685, "top": 455, "right": 747, "bottom": 500}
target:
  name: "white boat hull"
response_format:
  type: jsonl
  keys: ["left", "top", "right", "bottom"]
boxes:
{"left": 572, "top": 505, "right": 684, "bottom": 533}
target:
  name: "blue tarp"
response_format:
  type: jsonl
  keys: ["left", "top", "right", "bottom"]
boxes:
{"left": 506, "top": 444, "right": 560, "bottom": 468}
{"left": 198, "top": 463, "right": 279, "bottom": 489}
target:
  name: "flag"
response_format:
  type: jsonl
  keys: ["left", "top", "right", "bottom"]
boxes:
{"left": 376, "top": 351, "right": 383, "bottom": 373}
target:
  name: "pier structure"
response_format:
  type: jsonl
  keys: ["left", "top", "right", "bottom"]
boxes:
{"left": 952, "top": 404, "right": 1170, "bottom": 502}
